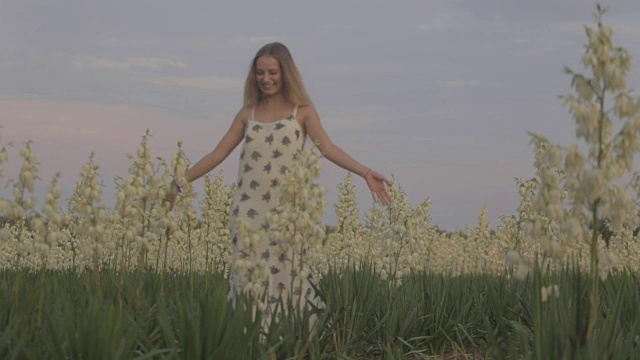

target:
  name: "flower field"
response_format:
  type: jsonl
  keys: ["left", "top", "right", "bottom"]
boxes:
{"left": 2, "top": 5, "right": 640, "bottom": 359}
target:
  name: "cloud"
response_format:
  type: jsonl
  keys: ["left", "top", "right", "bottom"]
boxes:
{"left": 229, "top": 36, "right": 280, "bottom": 47}
{"left": 553, "top": 21, "right": 586, "bottom": 35}
{"left": 0, "top": 98, "right": 240, "bottom": 184}
{"left": 452, "top": 1, "right": 640, "bottom": 25}
{"left": 416, "top": 11, "right": 476, "bottom": 31}
{"left": 554, "top": 21, "right": 640, "bottom": 41}
{"left": 426, "top": 108, "right": 452, "bottom": 116}
{"left": 322, "top": 24, "right": 358, "bottom": 31}
{"left": 2, "top": 99, "right": 178, "bottom": 143}
{"left": 326, "top": 63, "right": 407, "bottom": 75}
{"left": 127, "top": 57, "right": 187, "bottom": 68}
{"left": 316, "top": 104, "right": 390, "bottom": 134}
{"left": 329, "top": 131, "right": 481, "bottom": 166}
{"left": 82, "top": 56, "right": 188, "bottom": 70}
{"left": 179, "top": 35, "right": 280, "bottom": 50}
{"left": 438, "top": 80, "right": 480, "bottom": 88}
{"left": 146, "top": 76, "right": 244, "bottom": 90}
{"left": 611, "top": 24, "right": 640, "bottom": 42}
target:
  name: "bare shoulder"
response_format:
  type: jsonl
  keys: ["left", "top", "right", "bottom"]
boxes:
{"left": 297, "top": 104, "right": 319, "bottom": 121}
{"left": 235, "top": 105, "right": 253, "bottom": 126}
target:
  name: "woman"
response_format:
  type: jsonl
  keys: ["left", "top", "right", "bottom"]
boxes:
{"left": 180, "top": 42, "right": 391, "bottom": 310}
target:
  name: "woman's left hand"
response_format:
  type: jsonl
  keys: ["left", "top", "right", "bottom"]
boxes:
{"left": 365, "top": 170, "right": 392, "bottom": 206}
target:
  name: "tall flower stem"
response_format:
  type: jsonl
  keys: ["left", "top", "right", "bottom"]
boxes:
{"left": 586, "top": 81, "right": 607, "bottom": 340}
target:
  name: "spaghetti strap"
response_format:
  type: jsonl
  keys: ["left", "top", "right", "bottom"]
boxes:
{"left": 249, "top": 106, "right": 256, "bottom": 121}
{"left": 292, "top": 105, "right": 298, "bottom": 119}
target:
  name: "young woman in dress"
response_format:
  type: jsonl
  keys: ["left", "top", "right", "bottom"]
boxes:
{"left": 177, "top": 42, "right": 391, "bottom": 309}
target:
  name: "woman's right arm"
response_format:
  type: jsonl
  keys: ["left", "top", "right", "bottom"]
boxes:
{"left": 185, "top": 107, "right": 249, "bottom": 183}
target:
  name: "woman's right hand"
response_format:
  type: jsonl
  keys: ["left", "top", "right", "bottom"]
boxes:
{"left": 164, "top": 191, "right": 177, "bottom": 206}
{"left": 164, "top": 182, "right": 180, "bottom": 206}
{"left": 365, "top": 169, "right": 392, "bottom": 206}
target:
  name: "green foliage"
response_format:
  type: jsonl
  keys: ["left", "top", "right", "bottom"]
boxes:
{"left": 2, "top": 266, "right": 639, "bottom": 358}
{"left": 485, "top": 266, "right": 640, "bottom": 359}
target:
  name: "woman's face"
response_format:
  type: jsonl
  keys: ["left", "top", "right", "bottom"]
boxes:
{"left": 256, "top": 55, "right": 282, "bottom": 97}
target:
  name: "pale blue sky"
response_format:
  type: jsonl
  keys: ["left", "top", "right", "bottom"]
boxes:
{"left": 2, "top": 1, "right": 640, "bottom": 230}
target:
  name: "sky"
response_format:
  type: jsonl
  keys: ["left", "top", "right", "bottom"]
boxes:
{"left": 1, "top": 0, "right": 640, "bottom": 231}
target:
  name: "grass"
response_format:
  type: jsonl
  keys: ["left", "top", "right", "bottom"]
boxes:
{"left": 1, "top": 265, "right": 639, "bottom": 359}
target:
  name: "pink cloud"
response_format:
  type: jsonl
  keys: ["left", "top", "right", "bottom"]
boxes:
{"left": 1, "top": 99, "right": 240, "bottom": 193}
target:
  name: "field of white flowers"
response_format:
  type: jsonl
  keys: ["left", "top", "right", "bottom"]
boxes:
{"left": 1, "top": 5, "right": 640, "bottom": 359}
{"left": 0, "top": 131, "right": 637, "bottom": 281}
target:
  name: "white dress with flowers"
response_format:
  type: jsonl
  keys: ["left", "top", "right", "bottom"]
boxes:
{"left": 228, "top": 105, "right": 314, "bottom": 310}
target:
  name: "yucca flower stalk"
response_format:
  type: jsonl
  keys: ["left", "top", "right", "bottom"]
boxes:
{"left": 469, "top": 206, "right": 491, "bottom": 271}
{"left": 0, "top": 125, "right": 10, "bottom": 186}
{"left": 3, "top": 141, "right": 40, "bottom": 268}
{"left": 68, "top": 153, "right": 106, "bottom": 282}
{"left": 363, "top": 194, "right": 385, "bottom": 265}
{"left": 468, "top": 205, "right": 506, "bottom": 273}
{"left": 266, "top": 148, "right": 326, "bottom": 308}
{"left": 527, "top": 5, "right": 640, "bottom": 341}
{"left": 114, "top": 130, "right": 167, "bottom": 271}
{"left": 525, "top": 135, "right": 569, "bottom": 264}
{"left": 333, "top": 172, "right": 360, "bottom": 236}
{"left": 59, "top": 212, "right": 82, "bottom": 270}
{"left": 199, "top": 173, "right": 232, "bottom": 274}
{"left": 168, "top": 141, "right": 195, "bottom": 273}
{"left": 175, "top": 184, "right": 197, "bottom": 273}
{"left": 33, "top": 173, "right": 63, "bottom": 269}
{"left": 368, "top": 180, "right": 432, "bottom": 286}
{"left": 230, "top": 219, "right": 270, "bottom": 313}
{"left": 319, "top": 172, "right": 365, "bottom": 273}
{"left": 29, "top": 172, "right": 64, "bottom": 327}
{"left": 137, "top": 149, "right": 180, "bottom": 273}
{"left": 497, "top": 177, "right": 541, "bottom": 266}
{"left": 0, "top": 126, "right": 15, "bottom": 262}
{"left": 13, "top": 142, "right": 39, "bottom": 218}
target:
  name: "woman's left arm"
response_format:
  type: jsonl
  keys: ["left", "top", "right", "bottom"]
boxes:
{"left": 303, "top": 106, "right": 392, "bottom": 205}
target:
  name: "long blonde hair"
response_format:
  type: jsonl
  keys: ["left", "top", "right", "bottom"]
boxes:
{"left": 243, "top": 42, "right": 312, "bottom": 107}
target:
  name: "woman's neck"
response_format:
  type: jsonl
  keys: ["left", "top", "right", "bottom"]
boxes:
{"left": 260, "top": 94, "right": 287, "bottom": 107}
